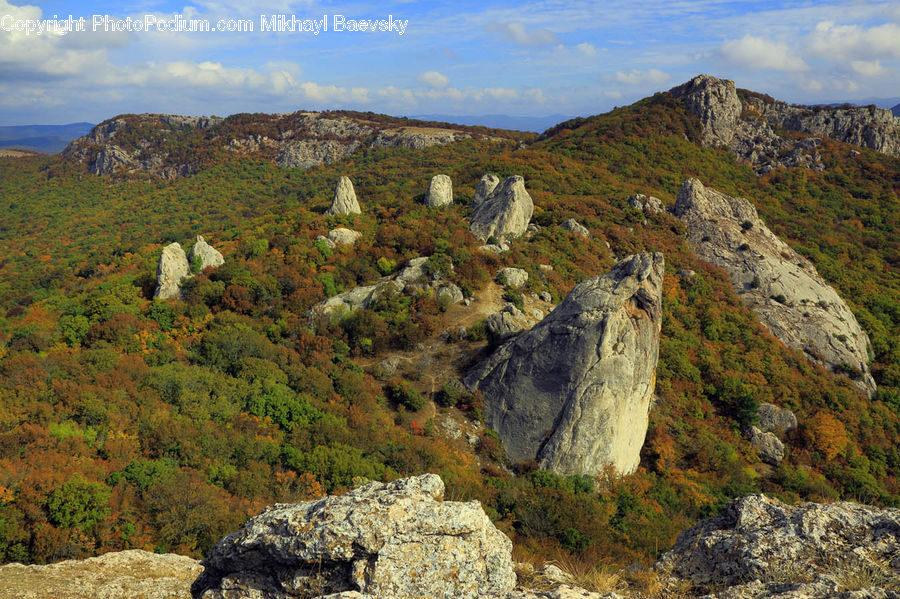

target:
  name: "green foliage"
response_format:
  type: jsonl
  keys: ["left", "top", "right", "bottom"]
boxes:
{"left": 376, "top": 256, "right": 397, "bottom": 275}
{"left": 59, "top": 314, "right": 90, "bottom": 346}
{"left": 47, "top": 474, "right": 111, "bottom": 531}
{"left": 190, "top": 253, "right": 203, "bottom": 273}
{"left": 502, "top": 289, "right": 524, "bottom": 311}
{"left": 388, "top": 381, "right": 424, "bottom": 411}
{"left": 148, "top": 301, "right": 175, "bottom": 331}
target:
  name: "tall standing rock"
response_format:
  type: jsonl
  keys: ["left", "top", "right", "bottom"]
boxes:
{"left": 154, "top": 242, "right": 191, "bottom": 300}
{"left": 469, "top": 175, "right": 534, "bottom": 242}
{"left": 424, "top": 174, "right": 453, "bottom": 207}
{"left": 192, "top": 474, "right": 515, "bottom": 599}
{"left": 669, "top": 74, "right": 742, "bottom": 146}
{"left": 472, "top": 173, "right": 500, "bottom": 208}
{"left": 674, "top": 178, "right": 876, "bottom": 396}
{"left": 464, "top": 253, "right": 665, "bottom": 476}
{"left": 326, "top": 176, "right": 361, "bottom": 215}
{"left": 188, "top": 236, "right": 224, "bottom": 271}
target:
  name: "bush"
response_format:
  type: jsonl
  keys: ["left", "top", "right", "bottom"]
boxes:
{"left": 47, "top": 474, "right": 111, "bottom": 531}
{"left": 435, "top": 384, "right": 462, "bottom": 407}
{"left": 388, "top": 381, "right": 424, "bottom": 411}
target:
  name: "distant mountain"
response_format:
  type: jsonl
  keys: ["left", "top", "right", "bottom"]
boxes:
{"left": 892, "top": 103, "right": 900, "bottom": 118}
{"left": 410, "top": 113, "right": 571, "bottom": 133}
{"left": 0, "top": 122, "right": 94, "bottom": 154}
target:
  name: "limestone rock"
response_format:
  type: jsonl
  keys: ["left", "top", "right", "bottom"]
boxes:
{"left": 657, "top": 493, "right": 900, "bottom": 589}
{"left": 670, "top": 74, "right": 742, "bottom": 146}
{"left": 486, "top": 311, "right": 527, "bottom": 343}
{"left": 327, "top": 176, "right": 361, "bottom": 215}
{"left": 436, "top": 283, "right": 464, "bottom": 305}
{"left": 499, "top": 267, "right": 529, "bottom": 288}
{"left": 673, "top": 178, "right": 875, "bottom": 396}
{"left": 425, "top": 174, "right": 454, "bottom": 207}
{"left": 561, "top": 219, "right": 590, "bottom": 238}
{"left": 473, "top": 174, "right": 501, "bottom": 208}
{"left": 188, "top": 236, "right": 224, "bottom": 271}
{"left": 154, "top": 242, "right": 191, "bottom": 300}
{"left": 327, "top": 227, "right": 362, "bottom": 246}
{"left": 627, "top": 194, "right": 664, "bottom": 214}
{"left": 276, "top": 139, "right": 361, "bottom": 169}
{"left": 748, "top": 426, "right": 785, "bottom": 465}
{"left": 192, "top": 474, "right": 516, "bottom": 599}
{"left": 465, "top": 253, "right": 665, "bottom": 476}
{"left": 757, "top": 403, "right": 798, "bottom": 434}
{"left": 0, "top": 549, "right": 201, "bottom": 599}
{"left": 470, "top": 176, "right": 534, "bottom": 242}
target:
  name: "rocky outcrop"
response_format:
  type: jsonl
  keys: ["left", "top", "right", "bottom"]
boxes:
{"left": 486, "top": 305, "right": 530, "bottom": 343}
{"left": 657, "top": 494, "right": 900, "bottom": 594}
{"left": 276, "top": 139, "right": 361, "bottom": 169}
{"left": 425, "top": 174, "right": 454, "bottom": 207}
{"left": 0, "top": 549, "right": 201, "bottom": 599}
{"left": 327, "top": 227, "right": 362, "bottom": 246}
{"left": 327, "top": 176, "right": 361, "bottom": 215}
{"left": 154, "top": 242, "right": 191, "bottom": 300}
{"left": 673, "top": 178, "right": 875, "bottom": 396}
{"left": 757, "top": 403, "right": 797, "bottom": 434}
{"left": 627, "top": 194, "right": 664, "bottom": 214}
{"left": 473, "top": 174, "right": 500, "bottom": 208}
{"left": 469, "top": 176, "right": 534, "bottom": 242}
{"left": 498, "top": 267, "right": 529, "bottom": 288}
{"left": 669, "top": 75, "right": 900, "bottom": 174}
{"left": 371, "top": 127, "right": 472, "bottom": 150}
{"left": 464, "top": 253, "right": 665, "bottom": 476}
{"left": 560, "top": 219, "right": 590, "bottom": 238}
{"left": 192, "top": 474, "right": 516, "bottom": 599}
{"left": 188, "top": 235, "right": 224, "bottom": 271}
{"left": 747, "top": 427, "right": 785, "bottom": 465}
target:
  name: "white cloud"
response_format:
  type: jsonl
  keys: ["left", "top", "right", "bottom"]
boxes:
{"left": 719, "top": 35, "right": 808, "bottom": 72}
{"left": 850, "top": 60, "right": 885, "bottom": 77}
{"left": 416, "top": 71, "right": 450, "bottom": 89}
{"left": 489, "top": 21, "right": 558, "bottom": 46}
{"left": 808, "top": 21, "right": 900, "bottom": 61}
{"left": 576, "top": 42, "right": 597, "bottom": 57}
{"left": 613, "top": 69, "right": 670, "bottom": 85}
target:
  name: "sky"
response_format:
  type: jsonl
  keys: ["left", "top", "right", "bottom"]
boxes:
{"left": 1, "top": 0, "right": 899, "bottom": 125}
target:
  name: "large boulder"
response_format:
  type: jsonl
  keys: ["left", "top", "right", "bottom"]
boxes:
{"left": 469, "top": 176, "right": 534, "bottom": 242}
{"left": 472, "top": 174, "right": 500, "bottom": 208}
{"left": 327, "top": 227, "right": 362, "bottom": 246}
{"left": 424, "top": 174, "right": 453, "bottom": 207}
{"left": 657, "top": 494, "right": 900, "bottom": 591}
{"left": 191, "top": 474, "right": 516, "bottom": 599}
{"left": 327, "top": 176, "right": 361, "bottom": 215}
{"left": 673, "top": 178, "right": 875, "bottom": 396}
{"left": 154, "top": 242, "right": 191, "bottom": 300}
{"left": 498, "top": 267, "right": 529, "bottom": 288}
{"left": 747, "top": 426, "right": 785, "bottom": 465}
{"left": 188, "top": 235, "right": 224, "bottom": 271}
{"left": 464, "top": 253, "right": 665, "bottom": 476}
{"left": 757, "top": 402, "right": 798, "bottom": 434}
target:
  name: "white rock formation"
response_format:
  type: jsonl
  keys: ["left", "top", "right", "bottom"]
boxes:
{"left": 748, "top": 426, "right": 785, "bottom": 465}
{"left": 188, "top": 236, "right": 224, "bottom": 271}
{"left": 498, "top": 267, "right": 529, "bottom": 288}
{"left": 674, "top": 178, "right": 876, "bottom": 396}
{"left": 472, "top": 174, "right": 500, "bottom": 208}
{"left": 465, "top": 253, "right": 665, "bottom": 476}
{"left": 154, "top": 242, "right": 191, "bottom": 300}
{"left": 469, "top": 176, "right": 534, "bottom": 242}
{"left": 424, "top": 174, "right": 453, "bottom": 207}
{"left": 192, "top": 474, "right": 516, "bottom": 599}
{"left": 627, "top": 194, "right": 664, "bottom": 214}
{"left": 327, "top": 227, "right": 362, "bottom": 246}
{"left": 327, "top": 176, "right": 361, "bottom": 215}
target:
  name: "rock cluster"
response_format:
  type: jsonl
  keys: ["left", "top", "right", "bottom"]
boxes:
{"left": 469, "top": 176, "right": 534, "bottom": 242}
{"left": 560, "top": 219, "right": 590, "bottom": 238}
{"left": 673, "top": 178, "right": 875, "bottom": 396}
{"left": 424, "top": 174, "right": 454, "bottom": 207}
{"left": 192, "top": 474, "right": 516, "bottom": 599}
{"left": 627, "top": 194, "right": 664, "bottom": 214}
{"left": 465, "top": 253, "right": 665, "bottom": 476}
{"left": 473, "top": 174, "right": 501, "bottom": 208}
{"left": 657, "top": 493, "right": 900, "bottom": 597}
{"left": 154, "top": 237, "right": 225, "bottom": 300}
{"left": 327, "top": 176, "right": 361, "bottom": 215}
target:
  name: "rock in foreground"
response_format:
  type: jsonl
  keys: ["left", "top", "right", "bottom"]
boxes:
{"left": 0, "top": 549, "right": 201, "bottom": 599}
{"left": 674, "top": 178, "right": 875, "bottom": 395}
{"left": 469, "top": 175, "right": 534, "bottom": 242}
{"left": 465, "top": 253, "right": 664, "bottom": 476}
{"left": 657, "top": 494, "right": 900, "bottom": 592}
{"left": 192, "top": 474, "right": 515, "bottom": 599}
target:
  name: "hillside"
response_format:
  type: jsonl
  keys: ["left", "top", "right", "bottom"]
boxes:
{"left": 0, "top": 75, "right": 897, "bottom": 575}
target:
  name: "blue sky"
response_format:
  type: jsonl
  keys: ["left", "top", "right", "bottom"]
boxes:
{"left": 1, "top": 0, "right": 899, "bottom": 125}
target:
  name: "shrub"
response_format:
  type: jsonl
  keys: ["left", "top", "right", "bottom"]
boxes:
{"left": 388, "top": 381, "right": 424, "bottom": 411}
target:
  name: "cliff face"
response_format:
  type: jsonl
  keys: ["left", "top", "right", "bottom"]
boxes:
{"left": 674, "top": 178, "right": 875, "bottom": 395}
{"left": 62, "top": 112, "right": 501, "bottom": 178}
{"left": 464, "top": 253, "right": 664, "bottom": 476}
{"left": 670, "top": 75, "right": 900, "bottom": 173}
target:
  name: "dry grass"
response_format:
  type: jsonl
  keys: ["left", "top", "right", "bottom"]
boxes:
{"left": 833, "top": 557, "right": 900, "bottom": 592}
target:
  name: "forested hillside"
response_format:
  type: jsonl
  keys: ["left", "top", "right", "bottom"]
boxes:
{"left": 0, "top": 88, "right": 897, "bottom": 570}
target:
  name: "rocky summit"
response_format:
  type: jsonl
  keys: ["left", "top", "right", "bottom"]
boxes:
{"left": 657, "top": 493, "right": 900, "bottom": 597}
{"left": 469, "top": 175, "right": 534, "bottom": 242}
{"left": 465, "top": 253, "right": 664, "bottom": 476}
{"left": 673, "top": 178, "right": 876, "bottom": 395}
{"left": 327, "top": 176, "right": 361, "bottom": 215}
{"left": 191, "top": 474, "right": 516, "bottom": 599}
{"left": 424, "top": 174, "right": 454, "bottom": 207}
